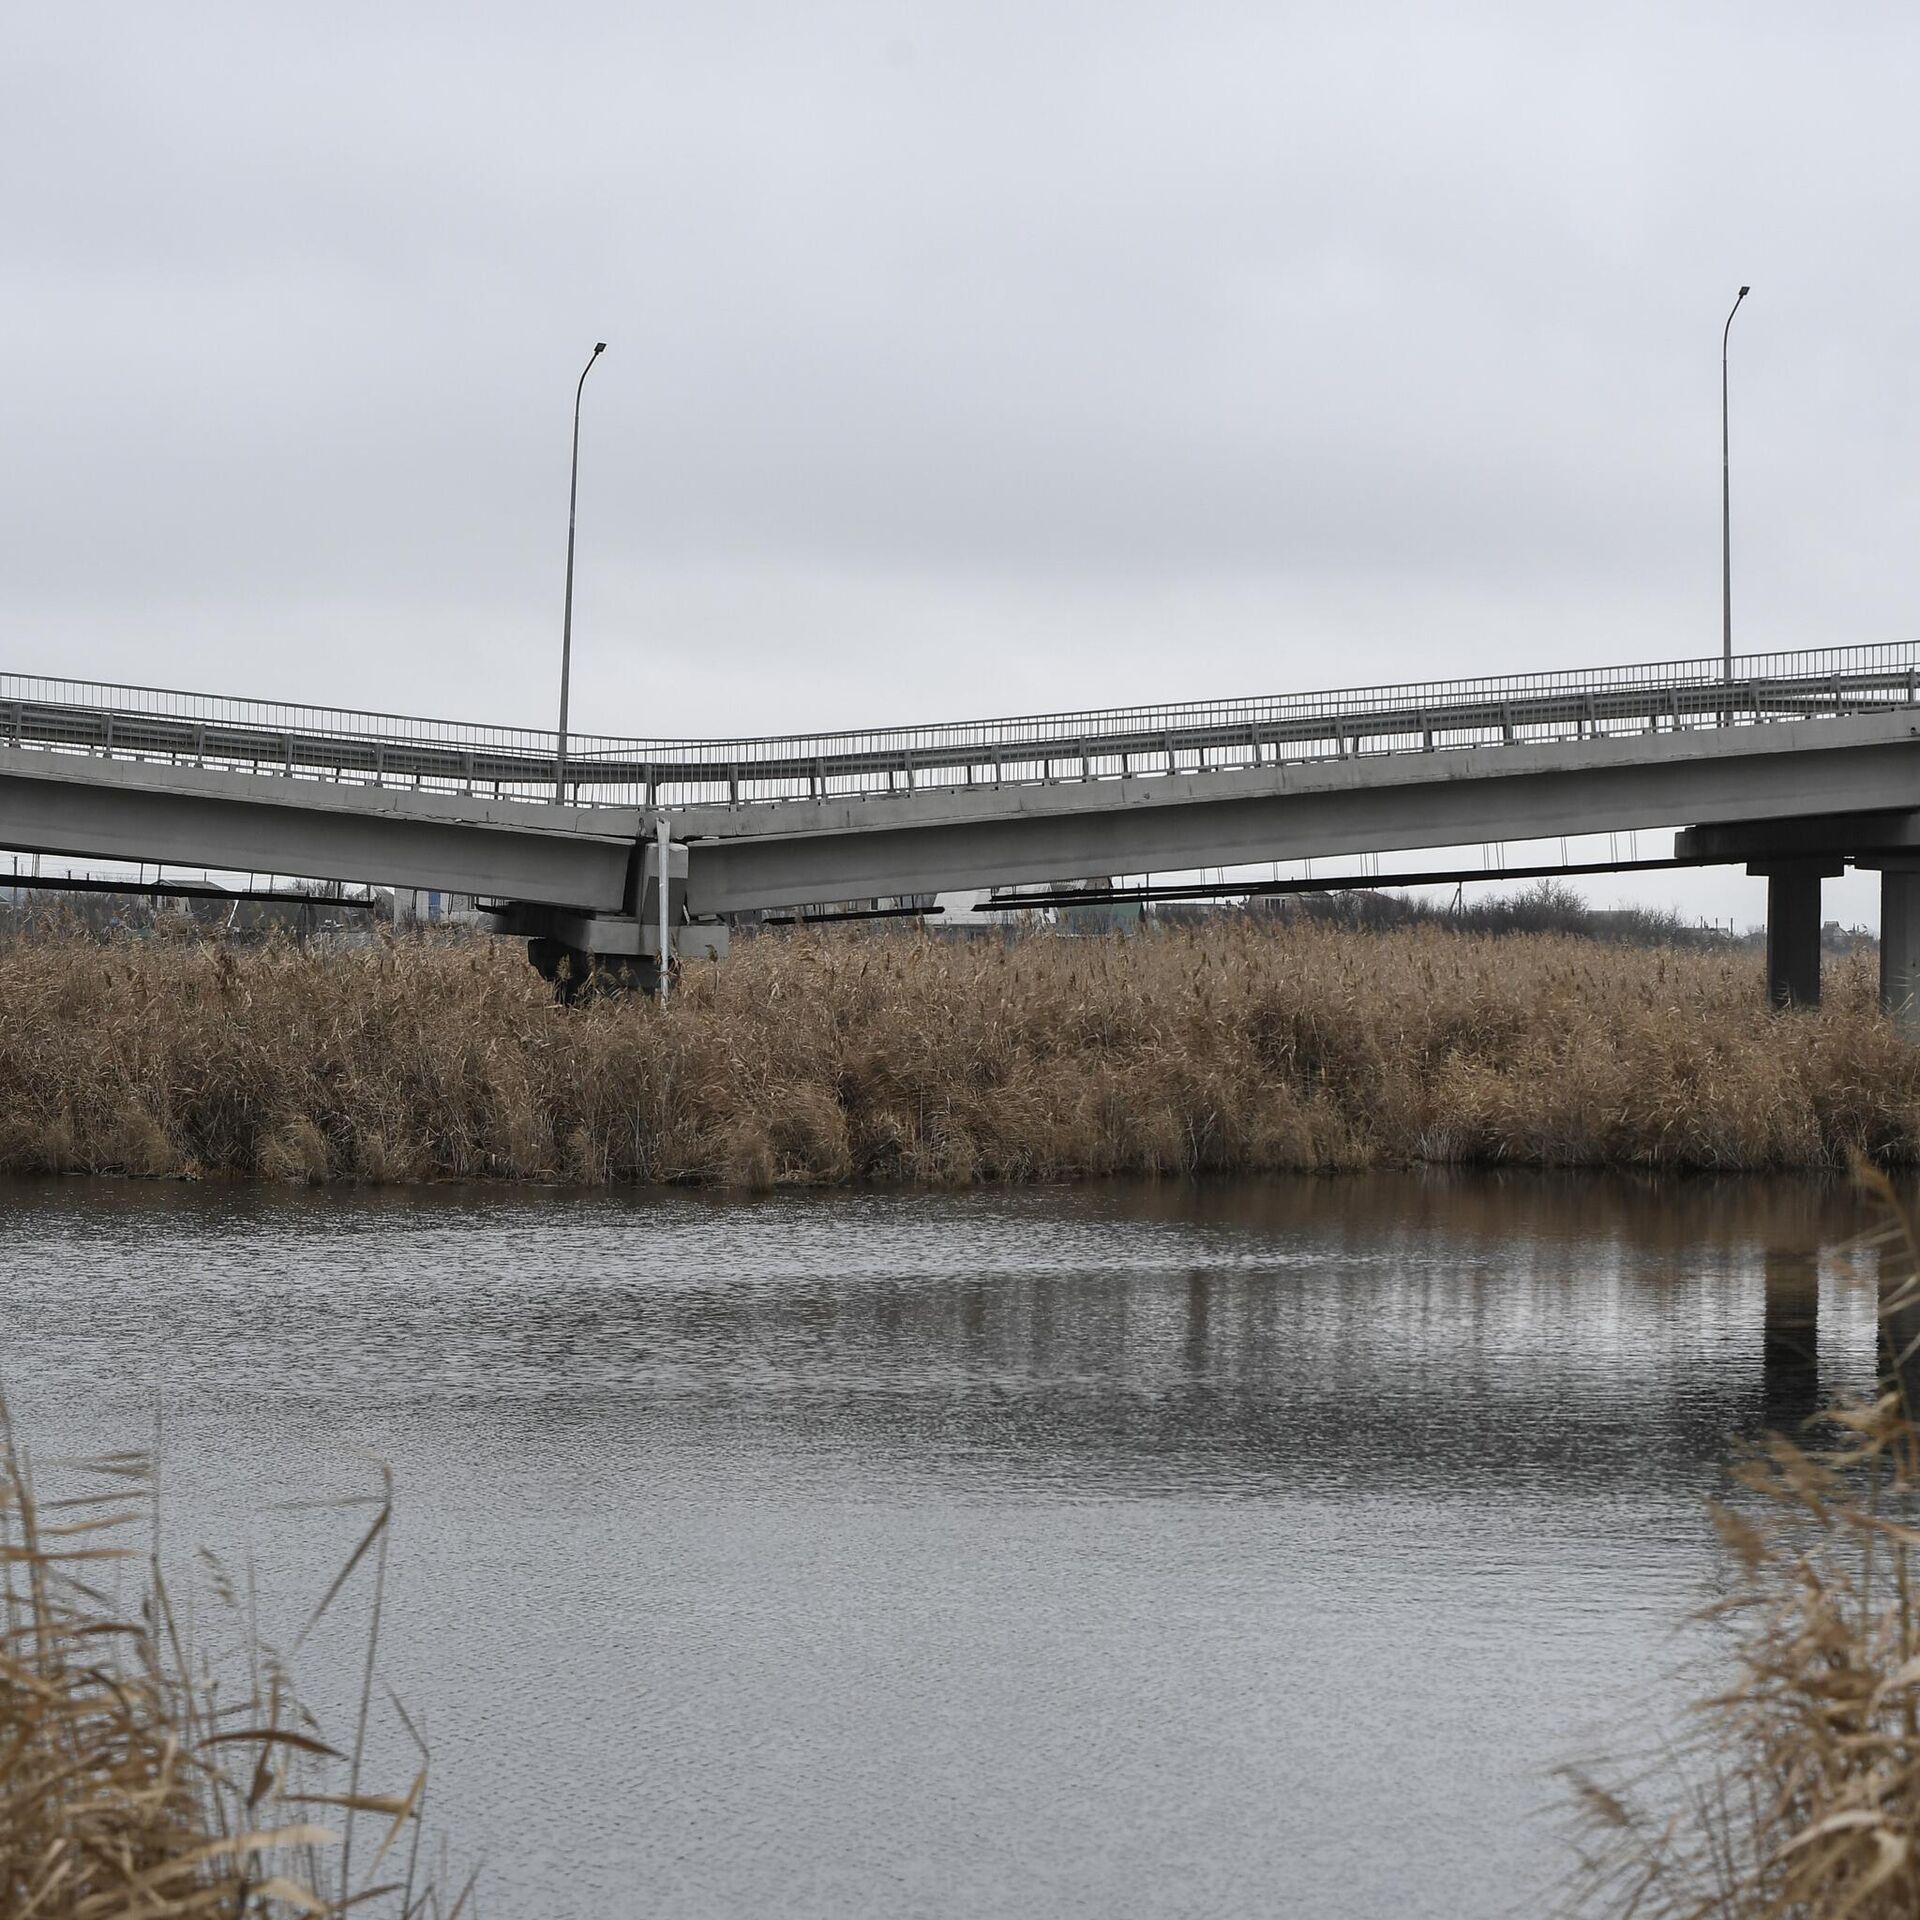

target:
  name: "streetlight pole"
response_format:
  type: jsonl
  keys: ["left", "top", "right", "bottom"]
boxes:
{"left": 1721, "top": 286, "right": 1749, "bottom": 683}
{"left": 556, "top": 341, "right": 606, "bottom": 802}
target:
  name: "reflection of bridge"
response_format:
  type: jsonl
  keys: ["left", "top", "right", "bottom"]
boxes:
{"left": 4, "top": 641, "right": 1920, "bottom": 1005}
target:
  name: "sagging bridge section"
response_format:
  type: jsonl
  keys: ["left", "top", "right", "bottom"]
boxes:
{"left": 2, "top": 641, "right": 1919, "bottom": 1008}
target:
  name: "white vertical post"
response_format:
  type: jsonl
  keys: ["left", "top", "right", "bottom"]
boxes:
{"left": 656, "top": 813, "right": 671, "bottom": 1004}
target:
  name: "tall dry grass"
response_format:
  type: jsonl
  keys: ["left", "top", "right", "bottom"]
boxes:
{"left": 0, "top": 1409, "right": 454, "bottom": 1918}
{"left": 0, "top": 923, "right": 1917, "bottom": 1185}
{"left": 1563, "top": 1172, "right": 1920, "bottom": 1917}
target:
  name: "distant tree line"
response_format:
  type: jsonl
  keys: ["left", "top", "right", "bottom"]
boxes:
{"left": 1158, "top": 879, "right": 1867, "bottom": 952}
{"left": 0, "top": 874, "right": 1878, "bottom": 956}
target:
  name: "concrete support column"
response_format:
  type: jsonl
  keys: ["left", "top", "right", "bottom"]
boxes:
{"left": 1881, "top": 868, "right": 1920, "bottom": 1031}
{"left": 1750, "top": 859, "right": 1838, "bottom": 1009}
{"left": 1767, "top": 868, "right": 1821, "bottom": 1008}
{"left": 526, "top": 937, "right": 662, "bottom": 1003}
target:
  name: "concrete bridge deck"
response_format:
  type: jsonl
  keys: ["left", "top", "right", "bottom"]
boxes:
{"left": 3, "top": 640, "right": 1920, "bottom": 1004}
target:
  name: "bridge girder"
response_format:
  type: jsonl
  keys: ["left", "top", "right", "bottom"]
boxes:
{"left": 676, "top": 711, "right": 1920, "bottom": 913}
{"left": 6, "top": 708, "right": 1920, "bottom": 947}
{"left": 0, "top": 745, "right": 639, "bottom": 911}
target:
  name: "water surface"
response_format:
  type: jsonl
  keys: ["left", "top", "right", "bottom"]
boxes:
{"left": 0, "top": 1173, "right": 1882, "bottom": 1917}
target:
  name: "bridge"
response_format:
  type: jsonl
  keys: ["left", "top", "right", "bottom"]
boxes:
{"left": 3, "top": 640, "right": 1920, "bottom": 1011}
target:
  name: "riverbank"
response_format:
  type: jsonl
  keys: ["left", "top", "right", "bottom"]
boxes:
{"left": 0, "top": 925, "right": 1914, "bottom": 1185}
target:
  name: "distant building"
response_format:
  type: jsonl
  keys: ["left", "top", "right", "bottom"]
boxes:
{"left": 394, "top": 889, "right": 480, "bottom": 927}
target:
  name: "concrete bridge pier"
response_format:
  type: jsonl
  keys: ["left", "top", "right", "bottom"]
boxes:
{"left": 525, "top": 937, "right": 662, "bottom": 1002}
{"left": 486, "top": 833, "right": 729, "bottom": 999}
{"left": 1750, "top": 858, "right": 1841, "bottom": 1009}
{"left": 1871, "top": 864, "right": 1920, "bottom": 1030}
{"left": 1681, "top": 816, "right": 1920, "bottom": 1020}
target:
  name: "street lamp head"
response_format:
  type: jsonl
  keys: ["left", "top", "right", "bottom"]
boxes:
{"left": 593, "top": 341, "right": 607, "bottom": 354}
{"left": 1738, "top": 285, "right": 1750, "bottom": 297}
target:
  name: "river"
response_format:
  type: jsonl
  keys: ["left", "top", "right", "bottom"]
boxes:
{"left": 0, "top": 1172, "right": 1882, "bottom": 1917}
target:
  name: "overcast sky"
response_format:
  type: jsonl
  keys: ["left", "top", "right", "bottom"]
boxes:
{"left": 3, "top": 3, "right": 1915, "bottom": 924}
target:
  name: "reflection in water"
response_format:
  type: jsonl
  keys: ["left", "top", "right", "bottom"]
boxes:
{"left": 1763, "top": 1250, "right": 1823, "bottom": 1436}
{"left": 1184, "top": 1269, "right": 1211, "bottom": 1376}
{"left": 0, "top": 1170, "right": 1891, "bottom": 1920}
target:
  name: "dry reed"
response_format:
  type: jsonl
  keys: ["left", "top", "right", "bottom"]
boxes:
{"left": 0, "top": 923, "right": 1916, "bottom": 1186}
{"left": 1563, "top": 1172, "right": 1920, "bottom": 1916}
{"left": 0, "top": 1408, "right": 454, "bottom": 1918}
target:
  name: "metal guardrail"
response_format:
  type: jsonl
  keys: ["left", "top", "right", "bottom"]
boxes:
{"left": 1, "top": 642, "right": 1916, "bottom": 811}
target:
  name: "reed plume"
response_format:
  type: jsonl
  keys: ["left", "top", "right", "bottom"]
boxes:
{"left": 0, "top": 922, "right": 1913, "bottom": 1185}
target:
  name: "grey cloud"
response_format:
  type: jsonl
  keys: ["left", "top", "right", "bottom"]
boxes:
{"left": 1, "top": 0, "right": 1916, "bottom": 726}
